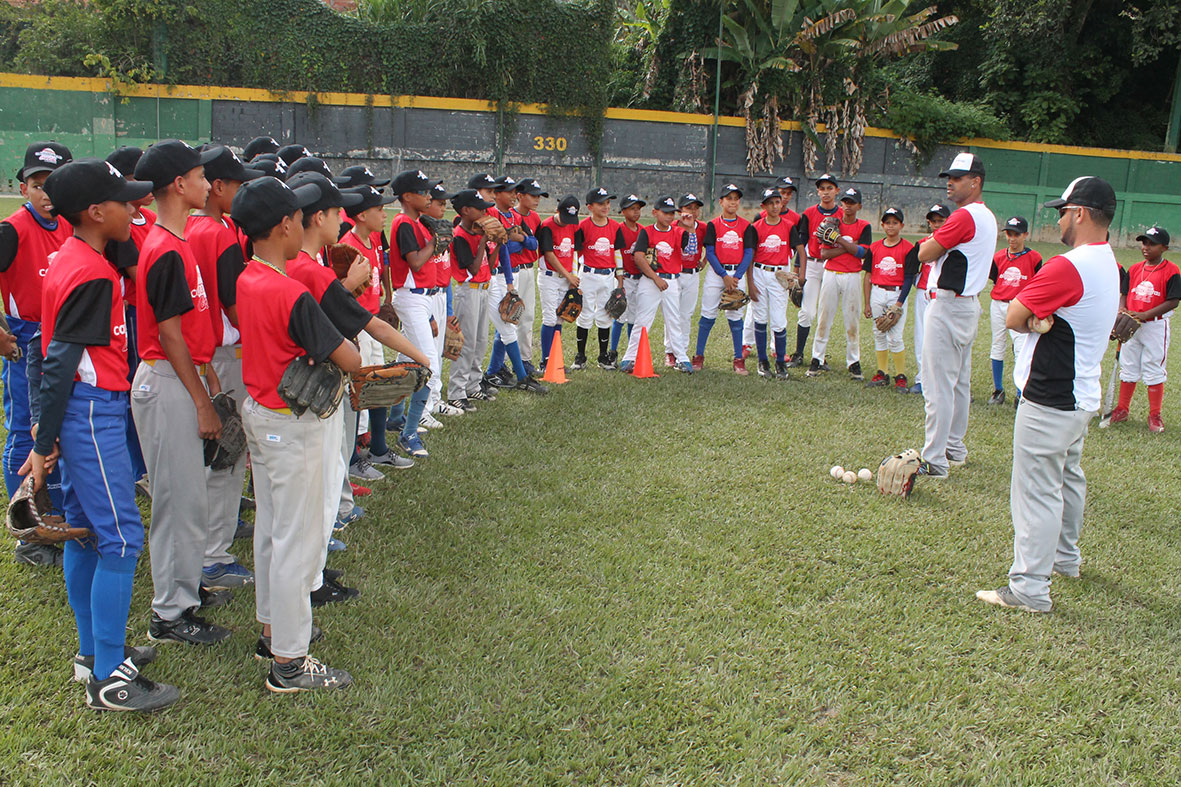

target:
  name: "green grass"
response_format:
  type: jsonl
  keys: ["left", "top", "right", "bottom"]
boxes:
{"left": 2, "top": 193, "right": 1180, "bottom": 784}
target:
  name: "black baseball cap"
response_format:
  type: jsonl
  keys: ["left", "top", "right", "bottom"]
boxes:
{"left": 18, "top": 142, "right": 72, "bottom": 181}
{"left": 926, "top": 203, "right": 951, "bottom": 219}
{"left": 43, "top": 158, "right": 153, "bottom": 217}
{"left": 334, "top": 165, "right": 389, "bottom": 188}
{"left": 242, "top": 136, "right": 280, "bottom": 160}
{"left": 250, "top": 157, "right": 288, "bottom": 180}
{"left": 557, "top": 195, "right": 580, "bottom": 225}
{"left": 881, "top": 207, "right": 904, "bottom": 222}
{"left": 1136, "top": 226, "right": 1170, "bottom": 246}
{"left": 285, "top": 172, "right": 362, "bottom": 215}
{"left": 467, "top": 173, "right": 498, "bottom": 190}
{"left": 390, "top": 169, "right": 433, "bottom": 196}
{"left": 678, "top": 193, "right": 704, "bottom": 208}
{"left": 230, "top": 176, "right": 320, "bottom": 238}
{"left": 345, "top": 184, "right": 398, "bottom": 216}
{"left": 774, "top": 176, "right": 796, "bottom": 191}
{"left": 718, "top": 182, "right": 743, "bottom": 199}
{"left": 451, "top": 189, "right": 494, "bottom": 212}
{"left": 135, "top": 139, "right": 220, "bottom": 190}
{"left": 939, "top": 152, "right": 986, "bottom": 178}
{"left": 839, "top": 187, "right": 862, "bottom": 204}
{"left": 429, "top": 181, "right": 453, "bottom": 201}
{"left": 202, "top": 146, "right": 265, "bottom": 183}
{"left": 276, "top": 144, "right": 312, "bottom": 167}
{"left": 1003, "top": 216, "right": 1029, "bottom": 234}
{"left": 105, "top": 147, "right": 143, "bottom": 180}
{"left": 586, "top": 187, "right": 614, "bottom": 204}
{"left": 493, "top": 175, "right": 518, "bottom": 192}
{"left": 285, "top": 156, "right": 335, "bottom": 181}
{"left": 653, "top": 194, "right": 677, "bottom": 213}
{"left": 1043, "top": 176, "right": 1117, "bottom": 218}
{"left": 760, "top": 188, "right": 781, "bottom": 205}
{"left": 620, "top": 193, "right": 646, "bottom": 209}
{"left": 815, "top": 173, "right": 838, "bottom": 188}
{"left": 515, "top": 177, "right": 548, "bottom": 197}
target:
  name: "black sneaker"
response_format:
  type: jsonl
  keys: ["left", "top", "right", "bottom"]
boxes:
{"left": 494, "top": 368, "right": 516, "bottom": 387}
{"left": 866, "top": 370, "right": 889, "bottom": 387}
{"left": 265, "top": 655, "right": 353, "bottom": 693}
{"left": 515, "top": 375, "right": 549, "bottom": 395}
{"left": 597, "top": 354, "right": 616, "bottom": 370}
{"left": 786, "top": 352, "right": 803, "bottom": 368}
{"left": 74, "top": 645, "right": 157, "bottom": 683}
{"left": 254, "top": 625, "right": 325, "bottom": 661}
{"left": 198, "top": 586, "right": 233, "bottom": 609}
{"left": 848, "top": 361, "right": 863, "bottom": 380}
{"left": 148, "top": 608, "right": 232, "bottom": 645}
{"left": 310, "top": 578, "right": 360, "bottom": 608}
{"left": 607, "top": 350, "right": 619, "bottom": 366}
{"left": 757, "top": 360, "right": 771, "bottom": 378}
{"left": 806, "top": 358, "right": 822, "bottom": 377}
{"left": 470, "top": 388, "right": 495, "bottom": 402}
{"left": 322, "top": 567, "right": 344, "bottom": 584}
{"left": 449, "top": 398, "right": 476, "bottom": 413}
{"left": 86, "top": 658, "right": 180, "bottom": 713}
{"left": 775, "top": 361, "right": 789, "bottom": 380}
{"left": 571, "top": 353, "right": 587, "bottom": 371}
{"left": 481, "top": 373, "right": 505, "bottom": 390}
{"left": 916, "top": 460, "right": 948, "bottom": 480}
{"left": 14, "top": 542, "right": 63, "bottom": 567}
{"left": 988, "top": 389, "right": 1006, "bottom": 406}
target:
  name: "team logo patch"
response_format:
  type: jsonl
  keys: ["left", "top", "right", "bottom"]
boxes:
{"left": 720, "top": 230, "right": 742, "bottom": 249}
{"left": 565, "top": 206, "right": 576, "bottom": 215}
{"left": 36, "top": 147, "right": 63, "bottom": 164}
{"left": 1007, "top": 218, "right": 1021, "bottom": 227}
{"left": 999, "top": 266, "right": 1024, "bottom": 285}
{"left": 761, "top": 235, "right": 783, "bottom": 252}
{"left": 557, "top": 238, "right": 574, "bottom": 254}
{"left": 107, "top": 162, "right": 122, "bottom": 178}
{"left": 655, "top": 240, "right": 673, "bottom": 260}
{"left": 1133, "top": 280, "right": 1160, "bottom": 299}
{"left": 591, "top": 237, "right": 612, "bottom": 253}
{"left": 877, "top": 255, "right": 899, "bottom": 275}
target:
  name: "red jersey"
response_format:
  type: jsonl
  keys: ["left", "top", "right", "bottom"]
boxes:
{"left": 135, "top": 224, "right": 215, "bottom": 365}
{"left": 802, "top": 204, "right": 841, "bottom": 259}
{"left": 340, "top": 229, "right": 384, "bottom": 313}
{"left": 634, "top": 224, "right": 684, "bottom": 275}
{"left": 509, "top": 208, "right": 541, "bottom": 268}
{"left": 704, "top": 216, "right": 755, "bottom": 266}
{"left": 0, "top": 205, "right": 73, "bottom": 322}
{"left": 186, "top": 214, "right": 246, "bottom": 345}
{"left": 432, "top": 247, "right": 452, "bottom": 288}
{"left": 865, "top": 238, "right": 913, "bottom": 287}
{"left": 287, "top": 250, "right": 336, "bottom": 301}
{"left": 40, "top": 236, "right": 129, "bottom": 391}
{"left": 538, "top": 218, "right": 577, "bottom": 274}
{"left": 577, "top": 218, "right": 621, "bottom": 269}
{"left": 753, "top": 216, "right": 796, "bottom": 266}
{"left": 288, "top": 250, "right": 373, "bottom": 340}
{"left": 124, "top": 207, "right": 156, "bottom": 308}
{"left": 388, "top": 213, "right": 434, "bottom": 291}
{"left": 618, "top": 222, "right": 643, "bottom": 275}
{"left": 989, "top": 248, "right": 1043, "bottom": 301}
{"left": 824, "top": 217, "right": 871, "bottom": 273}
{"left": 1126, "top": 258, "right": 1181, "bottom": 314}
{"left": 676, "top": 220, "right": 707, "bottom": 272}
{"left": 451, "top": 225, "right": 491, "bottom": 284}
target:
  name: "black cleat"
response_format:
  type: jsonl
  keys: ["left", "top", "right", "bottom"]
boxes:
{"left": 254, "top": 625, "right": 324, "bottom": 661}
{"left": 757, "top": 360, "right": 772, "bottom": 378}
{"left": 265, "top": 656, "right": 353, "bottom": 693}
{"left": 310, "top": 578, "right": 360, "bottom": 608}
{"left": 988, "top": 389, "right": 1006, "bottom": 406}
{"left": 148, "top": 608, "right": 232, "bottom": 645}
{"left": 74, "top": 645, "right": 158, "bottom": 683}
{"left": 571, "top": 353, "right": 587, "bottom": 371}
{"left": 848, "top": 361, "right": 863, "bottom": 380}
{"left": 198, "top": 586, "right": 233, "bottom": 609}
{"left": 14, "top": 542, "right": 63, "bottom": 567}
{"left": 515, "top": 375, "right": 549, "bottom": 394}
{"left": 775, "top": 361, "right": 789, "bottom": 380}
{"left": 786, "top": 352, "right": 804, "bottom": 368}
{"left": 806, "top": 358, "right": 822, "bottom": 377}
{"left": 86, "top": 658, "right": 179, "bottom": 713}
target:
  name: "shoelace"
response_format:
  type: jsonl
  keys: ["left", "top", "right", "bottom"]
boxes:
{"left": 302, "top": 656, "right": 327, "bottom": 676}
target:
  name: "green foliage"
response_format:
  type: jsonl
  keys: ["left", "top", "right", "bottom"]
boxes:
{"left": 9, "top": 0, "right": 99, "bottom": 76}
{"left": 880, "top": 90, "right": 1008, "bottom": 163}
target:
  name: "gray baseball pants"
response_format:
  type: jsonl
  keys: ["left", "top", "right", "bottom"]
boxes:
{"left": 449, "top": 282, "right": 491, "bottom": 399}
{"left": 921, "top": 292, "right": 979, "bottom": 472}
{"left": 204, "top": 345, "right": 248, "bottom": 568}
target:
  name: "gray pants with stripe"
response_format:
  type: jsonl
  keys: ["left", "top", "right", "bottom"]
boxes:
{"left": 204, "top": 345, "right": 248, "bottom": 568}
{"left": 1008, "top": 400, "right": 1093, "bottom": 611}
{"left": 920, "top": 292, "right": 979, "bottom": 472}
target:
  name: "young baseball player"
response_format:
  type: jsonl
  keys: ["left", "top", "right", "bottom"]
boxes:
{"left": 0, "top": 142, "right": 73, "bottom": 566}
{"left": 573, "top": 188, "right": 622, "bottom": 370}
{"left": 671, "top": 193, "right": 706, "bottom": 367}
{"left": 29, "top": 158, "right": 176, "bottom": 711}
{"left": 449, "top": 189, "right": 497, "bottom": 406}
{"left": 613, "top": 194, "right": 645, "bottom": 365}
{"left": 131, "top": 140, "right": 230, "bottom": 645}
{"left": 484, "top": 175, "right": 541, "bottom": 384}
{"left": 744, "top": 176, "right": 800, "bottom": 357}
{"left": 425, "top": 181, "right": 461, "bottom": 416}
{"left": 907, "top": 204, "right": 949, "bottom": 394}
{"left": 1110, "top": 226, "right": 1180, "bottom": 433}
{"left": 510, "top": 178, "right": 545, "bottom": 374}
{"left": 807, "top": 187, "right": 871, "bottom": 380}
{"left": 750, "top": 188, "right": 800, "bottom": 379}
{"left": 862, "top": 208, "right": 914, "bottom": 390}
{"left": 536, "top": 195, "right": 581, "bottom": 373}
{"left": 787, "top": 174, "right": 839, "bottom": 367}
{"left": 693, "top": 184, "right": 756, "bottom": 373}
{"left": 230, "top": 175, "right": 362, "bottom": 691}
{"left": 987, "top": 216, "right": 1043, "bottom": 405}
{"left": 242, "top": 135, "right": 279, "bottom": 161}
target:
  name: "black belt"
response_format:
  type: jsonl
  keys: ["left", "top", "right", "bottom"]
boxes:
{"left": 584, "top": 267, "right": 615, "bottom": 275}
{"left": 657, "top": 272, "right": 678, "bottom": 279}
{"left": 624, "top": 273, "right": 642, "bottom": 280}
{"left": 754, "top": 263, "right": 787, "bottom": 272}
{"left": 514, "top": 262, "right": 536, "bottom": 270}
{"left": 408, "top": 287, "right": 441, "bottom": 295}
{"left": 875, "top": 285, "right": 900, "bottom": 292}
{"left": 720, "top": 264, "right": 739, "bottom": 272}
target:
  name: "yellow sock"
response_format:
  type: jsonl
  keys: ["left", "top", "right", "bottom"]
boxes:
{"left": 892, "top": 351, "right": 907, "bottom": 375}
{"left": 876, "top": 350, "right": 889, "bottom": 375}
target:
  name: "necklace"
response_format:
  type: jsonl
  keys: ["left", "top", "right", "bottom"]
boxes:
{"left": 252, "top": 255, "right": 285, "bottom": 277}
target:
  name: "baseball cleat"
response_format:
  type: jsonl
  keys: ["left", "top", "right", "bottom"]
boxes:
{"left": 775, "top": 361, "right": 789, "bottom": 380}
{"left": 619, "top": 361, "right": 635, "bottom": 373}
{"left": 677, "top": 361, "right": 694, "bottom": 374}
{"left": 915, "top": 460, "right": 948, "bottom": 479}
{"left": 447, "top": 398, "right": 476, "bottom": 413}
{"left": 310, "top": 578, "right": 360, "bottom": 607}
{"left": 86, "top": 658, "right": 180, "bottom": 713}
{"left": 741, "top": 344, "right": 752, "bottom": 359}
{"left": 14, "top": 542, "right": 63, "bottom": 567}
{"left": 1148, "top": 414, "right": 1165, "bottom": 433}
{"left": 893, "top": 374, "right": 909, "bottom": 392}
{"left": 1108, "top": 406, "right": 1129, "bottom": 424}
{"left": 806, "top": 358, "right": 823, "bottom": 377}
{"left": 571, "top": 353, "right": 587, "bottom": 370}
{"left": 665, "top": 353, "right": 676, "bottom": 368}
{"left": 946, "top": 455, "right": 967, "bottom": 467}
{"left": 198, "top": 586, "right": 233, "bottom": 609}
{"left": 909, "top": 382, "right": 923, "bottom": 395}
{"left": 148, "top": 609, "right": 231, "bottom": 646}
{"left": 398, "top": 435, "right": 429, "bottom": 458}
{"left": 847, "top": 361, "right": 863, "bottom": 380}
{"left": 597, "top": 354, "right": 617, "bottom": 371}
{"left": 975, "top": 587, "right": 1046, "bottom": 613}
{"left": 733, "top": 358, "right": 748, "bottom": 376}
{"left": 481, "top": 373, "right": 505, "bottom": 389}
{"left": 515, "top": 375, "right": 549, "bottom": 394}
{"left": 201, "top": 561, "right": 254, "bottom": 590}
{"left": 433, "top": 401, "right": 464, "bottom": 417}
{"left": 254, "top": 625, "right": 324, "bottom": 661}
{"left": 785, "top": 352, "right": 803, "bottom": 368}
{"left": 265, "top": 656, "right": 353, "bottom": 693}
{"left": 988, "top": 389, "right": 1006, "bottom": 405}
{"left": 607, "top": 350, "right": 619, "bottom": 366}
{"left": 690, "top": 355, "right": 704, "bottom": 371}
{"left": 757, "top": 360, "right": 771, "bottom": 378}
{"left": 334, "top": 505, "right": 364, "bottom": 531}
{"left": 327, "top": 537, "right": 347, "bottom": 553}
{"left": 419, "top": 412, "right": 444, "bottom": 430}
{"left": 369, "top": 450, "right": 415, "bottom": 468}
{"left": 349, "top": 458, "right": 385, "bottom": 481}
{"left": 866, "top": 370, "right": 889, "bottom": 387}
{"left": 349, "top": 482, "right": 372, "bottom": 497}
{"left": 74, "top": 646, "right": 158, "bottom": 684}
{"left": 470, "top": 389, "right": 496, "bottom": 402}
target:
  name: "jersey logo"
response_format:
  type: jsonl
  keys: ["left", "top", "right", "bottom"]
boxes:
{"left": 192, "top": 266, "right": 209, "bottom": 312}
{"left": 655, "top": 240, "right": 673, "bottom": 260}
{"left": 760, "top": 234, "right": 783, "bottom": 252}
{"left": 999, "top": 266, "right": 1025, "bottom": 285}
{"left": 720, "top": 230, "right": 742, "bottom": 249}
{"left": 1132, "top": 280, "right": 1160, "bottom": 300}
{"left": 590, "top": 237, "right": 613, "bottom": 254}
{"left": 557, "top": 237, "right": 574, "bottom": 255}
{"left": 876, "top": 256, "right": 899, "bottom": 275}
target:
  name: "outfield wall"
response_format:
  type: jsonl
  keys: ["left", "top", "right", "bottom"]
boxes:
{"left": 2, "top": 73, "right": 1179, "bottom": 244}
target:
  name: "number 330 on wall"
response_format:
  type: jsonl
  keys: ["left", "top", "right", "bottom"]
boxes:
{"left": 532, "top": 136, "right": 568, "bottom": 152}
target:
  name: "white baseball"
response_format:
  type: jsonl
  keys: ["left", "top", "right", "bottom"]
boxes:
{"left": 842, "top": 471, "right": 857, "bottom": 484}
{"left": 830, "top": 465, "right": 844, "bottom": 479}
{"left": 858, "top": 468, "right": 872, "bottom": 482}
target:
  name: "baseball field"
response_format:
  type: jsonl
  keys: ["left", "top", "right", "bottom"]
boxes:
{"left": 1, "top": 193, "right": 1179, "bottom": 784}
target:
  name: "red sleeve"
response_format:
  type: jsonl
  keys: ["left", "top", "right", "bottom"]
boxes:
{"left": 932, "top": 209, "right": 975, "bottom": 249}
{"left": 1014, "top": 255, "right": 1083, "bottom": 319}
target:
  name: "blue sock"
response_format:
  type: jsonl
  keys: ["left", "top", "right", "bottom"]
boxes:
{"left": 728, "top": 319, "right": 744, "bottom": 359}
{"left": 505, "top": 341, "right": 528, "bottom": 380}
{"left": 92, "top": 552, "right": 138, "bottom": 680}
{"left": 487, "top": 335, "right": 506, "bottom": 377}
{"left": 774, "top": 329, "right": 787, "bottom": 360}
{"left": 64, "top": 540, "right": 99, "bottom": 658}
{"left": 696, "top": 316, "right": 716, "bottom": 356}
{"left": 369, "top": 407, "right": 389, "bottom": 455}
{"left": 540, "top": 325, "right": 555, "bottom": 364}
{"left": 610, "top": 321, "right": 622, "bottom": 352}
{"left": 755, "top": 322, "right": 769, "bottom": 363}
{"left": 627, "top": 323, "right": 633, "bottom": 339}
{"left": 401, "top": 386, "right": 429, "bottom": 442}
{"left": 991, "top": 359, "right": 1004, "bottom": 391}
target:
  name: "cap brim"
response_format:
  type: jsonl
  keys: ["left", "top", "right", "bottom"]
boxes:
{"left": 1135, "top": 234, "right": 1166, "bottom": 244}
{"left": 19, "top": 165, "right": 57, "bottom": 180}
{"left": 1042, "top": 197, "right": 1068, "bottom": 209}
{"left": 679, "top": 199, "right": 703, "bottom": 208}
{"left": 939, "top": 168, "right": 980, "bottom": 177}
{"left": 432, "top": 191, "right": 454, "bottom": 201}
{"left": 237, "top": 167, "right": 266, "bottom": 181}
{"left": 815, "top": 178, "right": 837, "bottom": 186}
{"left": 840, "top": 197, "right": 860, "bottom": 203}
{"left": 289, "top": 183, "right": 322, "bottom": 210}
{"left": 198, "top": 148, "right": 221, "bottom": 165}
{"left": 114, "top": 180, "right": 154, "bottom": 204}
{"left": 339, "top": 192, "right": 364, "bottom": 208}
{"left": 558, "top": 213, "right": 579, "bottom": 225}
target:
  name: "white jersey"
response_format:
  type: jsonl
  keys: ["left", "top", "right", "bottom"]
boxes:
{"left": 929, "top": 201, "right": 998, "bottom": 297}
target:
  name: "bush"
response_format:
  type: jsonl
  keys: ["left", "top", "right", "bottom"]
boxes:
{"left": 879, "top": 91, "right": 1009, "bottom": 162}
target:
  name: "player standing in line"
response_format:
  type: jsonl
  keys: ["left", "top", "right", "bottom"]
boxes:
{"left": 786, "top": 174, "right": 839, "bottom": 367}
{"left": 611, "top": 194, "right": 645, "bottom": 367}
{"left": 230, "top": 175, "right": 362, "bottom": 690}
{"left": 749, "top": 188, "right": 799, "bottom": 379}
{"left": 536, "top": 195, "right": 581, "bottom": 374}
{"left": 0, "top": 142, "right": 73, "bottom": 566}
{"left": 914, "top": 153, "right": 999, "bottom": 478}
{"left": 484, "top": 176, "right": 541, "bottom": 386}
{"left": 743, "top": 176, "right": 800, "bottom": 358}
{"left": 1109, "top": 226, "right": 1179, "bottom": 433}
{"left": 448, "top": 190, "right": 498, "bottom": 408}
{"left": 976, "top": 176, "right": 1119, "bottom": 613}
{"left": 987, "top": 216, "right": 1043, "bottom": 405}
{"left": 573, "top": 188, "right": 622, "bottom": 370}
{"left": 424, "top": 181, "right": 464, "bottom": 417}
{"left": 669, "top": 193, "right": 706, "bottom": 367}
{"left": 510, "top": 178, "right": 546, "bottom": 375}
{"left": 693, "top": 184, "right": 756, "bottom": 373}
{"left": 131, "top": 140, "right": 230, "bottom": 644}
{"left": 908, "top": 204, "right": 950, "bottom": 395}
{"left": 862, "top": 207, "right": 914, "bottom": 390}
{"left": 807, "top": 187, "right": 871, "bottom": 380}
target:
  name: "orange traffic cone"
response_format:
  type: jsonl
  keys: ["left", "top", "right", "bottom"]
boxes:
{"left": 632, "top": 327, "right": 659, "bottom": 378}
{"left": 542, "top": 331, "right": 568, "bottom": 384}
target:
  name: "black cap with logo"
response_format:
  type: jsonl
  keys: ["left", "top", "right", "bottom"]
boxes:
{"left": 653, "top": 195, "right": 677, "bottom": 213}
{"left": 230, "top": 176, "right": 320, "bottom": 238}
{"left": 451, "top": 189, "right": 494, "bottom": 212}
{"left": 276, "top": 144, "right": 312, "bottom": 167}
{"left": 620, "top": 193, "right": 646, "bottom": 209}
{"left": 134, "top": 139, "right": 220, "bottom": 190}
{"left": 390, "top": 169, "right": 433, "bottom": 196}
{"left": 249, "top": 156, "right": 288, "bottom": 180}
{"left": 585, "top": 187, "right": 615, "bottom": 205}
{"left": 105, "top": 147, "right": 143, "bottom": 180}
{"left": 467, "top": 173, "right": 498, "bottom": 190}
{"left": 202, "top": 146, "right": 265, "bottom": 183}
{"left": 515, "top": 178, "right": 548, "bottom": 197}
{"left": 1043, "top": 176, "right": 1117, "bottom": 218}
{"left": 493, "top": 175, "right": 518, "bottom": 193}
{"left": 839, "top": 187, "right": 862, "bottom": 204}
{"left": 718, "top": 183, "right": 743, "bottom": 199}
{"left": 43, "top": 158, "right": 153, "bottom": 217}
{"left": 1136, "top": 226, "right": 1170, "bottom": 246}
{"left": 774, "top": 176, "right": 796, "bottom": 191}
{"left": 285, "top": 157, "right": 335, "bottom": 181}
{"left": 285, "top": 172, "right": 363, "bottom": 215}
{"left": 242, "top": 136, "right": 280, "bottom": 161}
{"left": 678, "top": 193, "right": 704, "bottom": 209}
{"left": 760, "top": 188, "right": 780, "bottom": 205}
{"left": 815, "top": 173, "right": 838, "bottom": 188}
{"left": 1003, "top": 216, "right": 1029, "bottom": 234}
{"left": 429, "top": 181, "right": 453, "bottom": 202}
{"left": 18, "top": 142, "right": 73, "bottom": 182}
{"left": 926, "top": 203, "right": 951, "bottom": 220}
{"left": 346, "top": 184, "right": 398, "bottom": 216}
{"left": 557, "top": 195, "right": 581, "bottom": 225}
{"left": 334, "top": 165, "right": 389, "bottom": 189}
{"left": 881, "top": 207, "right": 904, "bottom": 222}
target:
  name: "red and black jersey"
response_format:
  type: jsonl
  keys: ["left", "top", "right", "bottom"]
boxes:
{"left": 864, "top": 238, "right": 913, "bottom": 287}
{"left": 389, "top": 213, "right": 433, "bottom": 290}
{"left": 40, "top": 236, "right": 129, "bottom": 391}
{"left": 800, "top": 204, "right": 842, "bottom": 259}
{"left": 617, "top": 222, "right": 643, "bottom": 275}
{"left": 823, "top": 218, "right": 871, "bottom": 273}
{"left": 340, "top": 229, "right": 384, "bottom": 313}
{"left": 238, "top": 259, "right": 345, "bottom": 410}
{"left": 0, "top": 205, "right": 73, "bottom": 322}
{"left": 538, "top": 218, "right": 578, "bottom": 274}
{"left": 633, "top": 224, "right": 687, "bottom": 275}
{"left": 989, "top": 248, "right": 1043, "bottom": 302}
{"left": 575, "top": 218, "right": 621, "bottom": 269}
{"left": 704, "top": 216, "right": 756, "bottom": 266}
{"left": 287, "top": 250, "right": 372, "bottom": 339}
{"left": 753, "top": 216, "right": 797, "bottom": 266}
{"left": 135, "top": 224, "right": 215, "bottom": 364}
{"left": 512, "top": 209, "right": 541, "bottom": 267}
{"left": 676, "top": 220, "right": 707, "bottom": 272}
{"left": 432, "top": 247, "right": 452, "bottom": 288}
{"left": 123, "top": 207, "right": 156, "bottom": 308}
{"left": 1126, "top": 259, "right": 1181, "bottom": 314}
{"left": 451, "top": 225, "right": 492, "bottom": 284}
{"left": 186, "top": 214, "right": 246, "bottom": 346}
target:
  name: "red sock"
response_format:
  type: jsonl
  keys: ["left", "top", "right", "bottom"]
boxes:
{"left": 1147, "top": 383, "right": 1164, "bottom": 417}
{"left": 1118, "top": 381, "right": 1136, "bottom": 410}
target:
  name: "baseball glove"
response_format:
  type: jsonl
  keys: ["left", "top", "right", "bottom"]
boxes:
{"left": 6, "top": 475, "right": 89, "bottom": 545}
{"left": 789, "top": 282, "right": 804, "bottom": 309}
{"left": 876, "top": 448, "right": 922, "bottom": 498}
{"left": 443, "top": 316, "right": 464, "bottom": 360}
{"left": 377, "top": 302, "right": 399, "bottom": 329}
{"left": 278, "top": 356, "right": 347, "bottom": 418}
{"left": 774, "top": 269, "right": 799, "bottom": 290}
{"left": 499, "top": 291, "right": 525, "bottom": 325}
{"left": 327, "top": 243, "right": 368, "bottom": 298}
{"left": 719, "top": 288, "right": 750, "bottom": 311}
{"left": 203, "top": 392, "right": 246, "bottom": 471}
{"left": 420, "top": 215, "right": 454, "bottom": 257}
{"left": 1111, "top": 310, "right": 1141, "bottom": 343}
{"left": 605, "top": 287, "right": 628, "bottom": 321}
{"left": 474, "top": 215, "right": 508, "bottom": 245}
{"left": 874, "top": 303, "right": 903, "bottom": 333}
{"left": 556, "top": 287, "right": 583, "bottom": 323}
{"left": 349, "top": 362, "right": 431, "bottom": 410}
{"left": 814, "top": 216, "right": 841, "bottom": 246}
{"left": 0, "top": 312, "right": 21, "bottom": 362}
{"left": 643, "top": 248, "right": 660, "bottom": 273}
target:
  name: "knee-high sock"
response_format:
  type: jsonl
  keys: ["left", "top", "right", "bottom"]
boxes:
{"left": 597, "top": 328, "right": 610, "bottom": 359}
{"left": 773, "top": 330, "right": 787, "bottom": 360}
{"left": 401, "top": 386, "right": 429, "bottom": 442}
{"left": 755, "top": 322, "right": 769, "bottom": 363}
{"left": 576, "top": 327, "right": 589, "bottom": 356}
{"left": 540, "top": 325, "right": 556, "bottom": 364}
{"left": 1148, "top": 383, "right": 1164, "bottom": 416}
{"left": 487, "top": 334, "right": 506, "bottom": 376}
{"left": 369, "top": 407, "right": 389, "bottom": 455}
{"left": 505, "top": 340, "right": 527, "bottom": 380}
{"left": 794, "top": 325, "right": 810, "bottom": 357}
{"left": 991, "top": 358, "right": 1004, "bottom": 391}
{"left": 727, "top": 319, "right": 744, "bottom": 359}
{"left": 891, "top": 351, "right": 906, "bottom": 375}
{"left": 1118, "top": 381, "right": 1136, "bottom": 410}
{"left": 609, "top": 321, "right": 623, "bottom": 352}
{"left": 92, "top": 552, "right": 138, "bottom": 681}
{"left": 64, "top": 540, "right": 99, "bottom": 657}
{"left": 696, "top": 316, "right": 716, "bottom": 356}
{"left": 876, "top": 350, "right": 889, "bottom": 375}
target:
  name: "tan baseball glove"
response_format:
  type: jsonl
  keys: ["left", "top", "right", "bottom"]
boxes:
{"left": 718, "top": 288, "right": 750, "bottom": 311}
{"left": 1110, "top": 310, "right": 1141, "bottom": 343}
{"left": 474, "top": 215, "right": 508, "bottom": 245}
{"left": 6, "top": 475, "right": 90, "bottom": 545}
{"left": 774, "top": 269, "right": 799, "bottom": 290}
{"left": 498, "top": 291, "right": 525, "bottom": 325}
{"left": 327, "top": 243, "right": 369, "bottom": 297}
{"left": 876, "top": 449, "right": 922, "bottom": 498}
{"left": 874, "top": 303, "right": 903, "bottom": 333}
{"left": 443, "top": 316, "right": 464, "bottom": 360}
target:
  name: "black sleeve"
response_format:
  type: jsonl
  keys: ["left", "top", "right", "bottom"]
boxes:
{"left": 633, "top": 230, "right": 650, "bottom": 253}
{"left": 0, "top": 221, "right": 17, "bottom": 273}
{"left": 53, "top": 279, "right": 114, "bottom": 346}
{"left": 451, "top": 237, "right": 477, "bottom": 272}
{"left": 144, "top": 251, "right": 194, "bottom": 322}
{"left": 338, "top": 218, "right": 352, "bottom": 241}
{"left": 989, "top": 261, "right": 999, "bottom": 283}
{"left": 395, "top": 222, "right": 421, "bottom": 256}
{"left": 788, "top": 223, "right": 803, "bottom": 249}
{"left": 34, "top": 339, "right": 86, "bottom": 454}
{"left": 104, "top": 239, "right": 139, "bottom": 272}
{"left": 1164, "top": 273, "right": 1181, "bottom": 301}
{"left": 537, "top": 225, "right": 555, "bottom": 253}
{"left": 380, "top": 229, "right": 389, "bottom": 250}
{"left": 319, "top": 280, "right": 373, "bottom": 338}
{"left": 857, "top": 224, "right": 872, "bottom": 246}
{"left": 614, "top": 227, "right": 626, "bottom": 250}
{"left": 288, "top": 292, "right": 346, "bottom": 362}
{"left": 573, "top": 228, "right": 584, "bottom": 251}
{"left": 26, "top": 329, "right": 43, "bottom": 425}
{"left": 743, "top": 224, "right": 758, "bottom": 249}
{"left": 703, "top": 223, "right": 717, "bottom": 246}
{"left": 862, "top": 248, "right": 873, "bottom": 273}
{"left": 796, "top": 214, "right": 810, "bottom": 239}
{"left": 903, "top": 242, "right": 922, "bottom": 278}
{"left": 215, "top": 244, "right": 246, "bottom": 307}
{"left": 1119, "top": 266, "right": 1129, "bottom": 295}
{"left": 680, "top": 231, "right": 692, "bottom": 251}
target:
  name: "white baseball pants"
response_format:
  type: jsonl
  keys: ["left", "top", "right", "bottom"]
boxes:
{"left": 448, "top": 283, "right": 491, "bottom": 399}
{"left": 513, "top": 266, "right": 536, "bottom": 362}
{"left": 575, "top": 268, "right": 616, "bottom": 329}
{"left": 539, "top": 271, "right": 566, "bottom": 328}
{"left": 796, "top": 258, "right": 825, "bottom": 329}
{"left": 921, "top": 292, "right": 980, "bottom": 472}
{"left": 700, "top": 268, "right": 746, "bottom": 322}
{"left": 912, "top": 289, "right": 931, "bottom": 386}
{"left": 811, "top": 270, "right": 861, "bottom": 367}
{"left": 869, "top": 286, "right": 907, "bottom": 353}
{"left": 989, "top": 298, "right": 1025, "bottom": 362}
{"left": 622, "top": 277, "right": 665, "bottom": 364}
{"left": 752, "top": 267, "right": 790, "bottom": 334}
{"left": 669, "top": 270, "right": 699, "bottom": 358}
{"left": 1119, "top": 318, "right": 1169, "bottom": 385}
